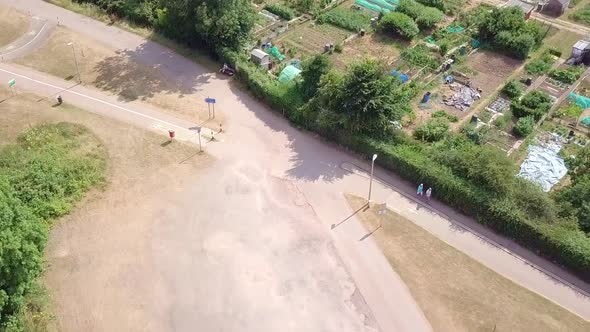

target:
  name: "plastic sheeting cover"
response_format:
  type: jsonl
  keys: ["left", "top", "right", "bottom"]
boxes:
{"left": 518, "top": 141, "right": 567, "bottom": 192}
{"left": 278, "top": 65, "right": 301, "bottom": 83}
{"left": 568, "top": 92, "right": 590, "bottom": 109}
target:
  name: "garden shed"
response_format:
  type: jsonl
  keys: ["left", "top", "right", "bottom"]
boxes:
{"left": 251, "top": 48, "right": 271, "bottom": 69}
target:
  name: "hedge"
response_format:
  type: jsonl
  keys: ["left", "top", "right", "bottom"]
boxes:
{"left": 378, "top": 12, "right": 419, "bottom": 40}
{"left": 264, "top": 3, "right": 296, "bottom": 20}
{"left": 317, "top": 7, "right": 371, "bottom": 32}
{"left": 221, "top": 49, "right": 590, "bottom": 282}
{"left": 339, "top": 135, "right": 590, "bottom": 279}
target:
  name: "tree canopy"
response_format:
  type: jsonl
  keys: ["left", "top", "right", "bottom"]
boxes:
{"left": 314, "top": 59, "right": 409, "bottom": 135}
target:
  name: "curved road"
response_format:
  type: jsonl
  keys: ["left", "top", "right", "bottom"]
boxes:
{"left": 1, "top": 0, "right": 589, "bottom": 329}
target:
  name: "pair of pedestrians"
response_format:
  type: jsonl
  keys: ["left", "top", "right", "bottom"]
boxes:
{"left": 416, "top": 183, "right": 432, "bottom": 200}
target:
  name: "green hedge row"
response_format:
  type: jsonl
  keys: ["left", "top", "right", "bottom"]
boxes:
{"left": 264, "top": 3, "right": 296, "bottom": 20}
{"left": 221, "top": 50, "right": 590, "bottom": 281}
{"left": 340, "top": 135, "right": 590, "bottom": 278}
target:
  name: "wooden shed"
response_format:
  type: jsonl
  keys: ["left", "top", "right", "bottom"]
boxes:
{"left": 250, "top": 49, "right": 271, "bottom": 70}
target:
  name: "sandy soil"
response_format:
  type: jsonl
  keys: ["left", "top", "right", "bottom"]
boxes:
{"left": 12, "top": 26, "right": 220, "bottom": 125}
{"left": 0, "top": 5, "right": 30, "bottom": 47}
{"left": 346, "top": 194, "right": 590, "bottom": 332}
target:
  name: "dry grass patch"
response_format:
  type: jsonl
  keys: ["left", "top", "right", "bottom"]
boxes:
{"left": 12, "top": 27, "right": 218, "bottom": 124}
{"left": 346, "top": 194, "right": 590, "bottom": 332}
{"left": 0, "top": 5, "right": 31, "bottom": 47}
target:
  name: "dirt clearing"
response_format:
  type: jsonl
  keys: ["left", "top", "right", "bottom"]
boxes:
{"left": 346, "top": 194, "right": 590, "bottom": 332}
{"left": 11, "top": 26, "right": 220, "bottom": 124}
{"left": 0, "top": 5, "right": 30, "bottom": 47}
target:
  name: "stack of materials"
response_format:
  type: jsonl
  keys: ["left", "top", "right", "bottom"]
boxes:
{"left": 443, "top": 83, "right": 481, "bottom": 111}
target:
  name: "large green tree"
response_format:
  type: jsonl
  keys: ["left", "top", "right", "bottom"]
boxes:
{"left": 315, "top": 59, "right": 408, "bottom": 135}
{"left": 300, "top": 54, "right": 331, "bottom": 98}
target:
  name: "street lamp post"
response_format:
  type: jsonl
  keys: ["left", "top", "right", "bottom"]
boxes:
{"left": 67, "top": 42, "right": 81, "bottom": 83}
{"left": 368, "top": 153, "right": 378, "bottom": 205}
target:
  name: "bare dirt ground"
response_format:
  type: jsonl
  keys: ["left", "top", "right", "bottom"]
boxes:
{"left": 0, "top": 5, "right": 30, "bottom": 46}
{"left": 12, "top": 26, "right": 220, "bottom": 125}
{"left": 346, "top": 194, "right": 590, "bottom": 332}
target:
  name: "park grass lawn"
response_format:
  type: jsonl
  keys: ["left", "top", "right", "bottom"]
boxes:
{"left": 0, "top": 5, "right": 30, "bottom": 47}
{"left": 346, "top": 194, "right": 590, "bottom": 332}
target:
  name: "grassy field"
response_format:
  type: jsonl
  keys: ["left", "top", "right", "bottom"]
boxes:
{"left": 12, "top": 26, "right": 219, "bottom": 124}
{"left": 543, "top": 27, "right": 584, "bottom": 59}
{"left": 346, "top": 194, "right": 590, "bottom": 332}
{"left": 0, "top": 88, "right": 209, "bottom": 331}
{"left": 0, "top": 5, "right": 30, "bottom": 47}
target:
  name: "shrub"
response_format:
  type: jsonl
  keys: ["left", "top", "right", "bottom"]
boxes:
{"left": 264, "top": 3, "right": 296, "bottom": 20}
{"left": 397, "top": 0, "right": 444, "bottom": 29}
{"left": 415, "top": 0, "right": 445, "bottom": 11}
{"left": 379, "top": 12, "right": 420, "bottom": 40}
{"left": 502, "top": 80, "right": 523, "bottom": 99}
{"left": 334, "top": 43, "right": 343, "bottom": 53}
{"left": 479, "top": 7, "right": 545, "bottom": 59}
{"left": 493, "top": 110, "right": 513, "bottom": 131}
{"left": 548, "top": 47, "right": 562, "bottom": 57}
{"left": 570, "top": 5, "right": 590, "bottom": 25}
{"left": 414, "top": 118, "right": 450, "bottom": 142}
{"left": 513, "top": 116, "right": 535, "bottom": 137}
{"left": 550, "top": 65, "right": 585, "bottom": 84}
{"left": 0, "top": 123, "right": 106, "bottom": 329}
{"left": 462, "top": 124, "right": 491, "bottom": 145}
{"left": 317, "top": 7, "right": 371, "bottom": 31}
{"left": 432, "top": 110, "right": 459, "bottom": 122}
{"left": 525, "top": 51, "right": 556, "bottom": 75}
{"left": 400, "top": 44, "right": 439, "bottom": 69}
{"left": 511, "top": 90, "right": 552, "bottom": 120}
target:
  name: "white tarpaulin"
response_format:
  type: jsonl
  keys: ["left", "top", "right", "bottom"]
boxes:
{"left": 518, "top": 140, "right": 567, "bottom": 192}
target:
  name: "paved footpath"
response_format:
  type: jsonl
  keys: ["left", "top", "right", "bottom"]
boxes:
{"left": 1, "top": 0, "right": 589, "bottom": 327}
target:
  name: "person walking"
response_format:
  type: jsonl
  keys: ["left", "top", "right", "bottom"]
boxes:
{"left": 417, "top": 183, "right": 424, "bottom": 196}
{"left": 426, "top": 187, "right": 432, "bottom": 200}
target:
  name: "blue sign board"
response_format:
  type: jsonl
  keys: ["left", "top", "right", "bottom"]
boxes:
{"left": 205, "top": 98, "right": 216, "bottom": 104}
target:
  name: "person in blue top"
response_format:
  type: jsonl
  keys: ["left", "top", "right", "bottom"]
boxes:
{"left": 417, "top": 183, "right": 424, "bottom": 196}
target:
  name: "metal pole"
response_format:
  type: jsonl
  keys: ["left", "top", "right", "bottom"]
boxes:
{"left": 368, "top": 154, "right": 377, "bottom": 205}
{"left": 212, "top": 103, "right": 215, "bottom": 119}
{"left": 69, "top": 43, "right": 81, "bottom": 83}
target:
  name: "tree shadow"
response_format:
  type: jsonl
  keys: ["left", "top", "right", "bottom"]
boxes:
{"left": 227, "top": 81, "right": 351, "bottom": 182}
{"left": 92, "top": 40, "right": 212, "bottom": 103}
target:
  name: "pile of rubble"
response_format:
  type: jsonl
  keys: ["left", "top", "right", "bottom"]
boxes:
{"left": 442, "top": 83, "right": 481, "bottom": 111}
{"left": 487, "top": 96, "right": 511, "bottom": 113}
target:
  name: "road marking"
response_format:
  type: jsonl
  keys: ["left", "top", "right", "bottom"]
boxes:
{"left": 0, "top": 21, "right": 47, "bottom": 57}
{"left": 0, "top": 67, "right": 192, "bottom": 134}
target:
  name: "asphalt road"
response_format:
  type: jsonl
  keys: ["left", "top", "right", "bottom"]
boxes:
{"left": 1, "top": 0, "right": 589, "bottom": 329}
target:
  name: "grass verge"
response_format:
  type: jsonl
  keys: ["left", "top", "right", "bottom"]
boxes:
{"left": 0, "top": 122, "right": 107, "bottom": 330}
{"left": 345, "top": 193, "right": 590, "bottom": 332}
{"left": 0, "top": 5, "right": 31, "bottom": 47}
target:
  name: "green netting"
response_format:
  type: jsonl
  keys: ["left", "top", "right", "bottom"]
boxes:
{"left": 425, "top": 36, "right": 436, "bottom": 44}
{"left": 446, "top": 26, "right": 464, "bottom": 33}
{"left": 278, "top": 65, "right": 301, "bottom": 83}
{"left": 581, "top": 116, "right": 590, "bottom": 127}
{"left": 568, "top": 92, "right": 590, "bottom": 109}
{"left": 355, "top": 0, "right": 398, "bottom": 12}
{"left": 269, "top": 46, "right": 285, "bottom": 61}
